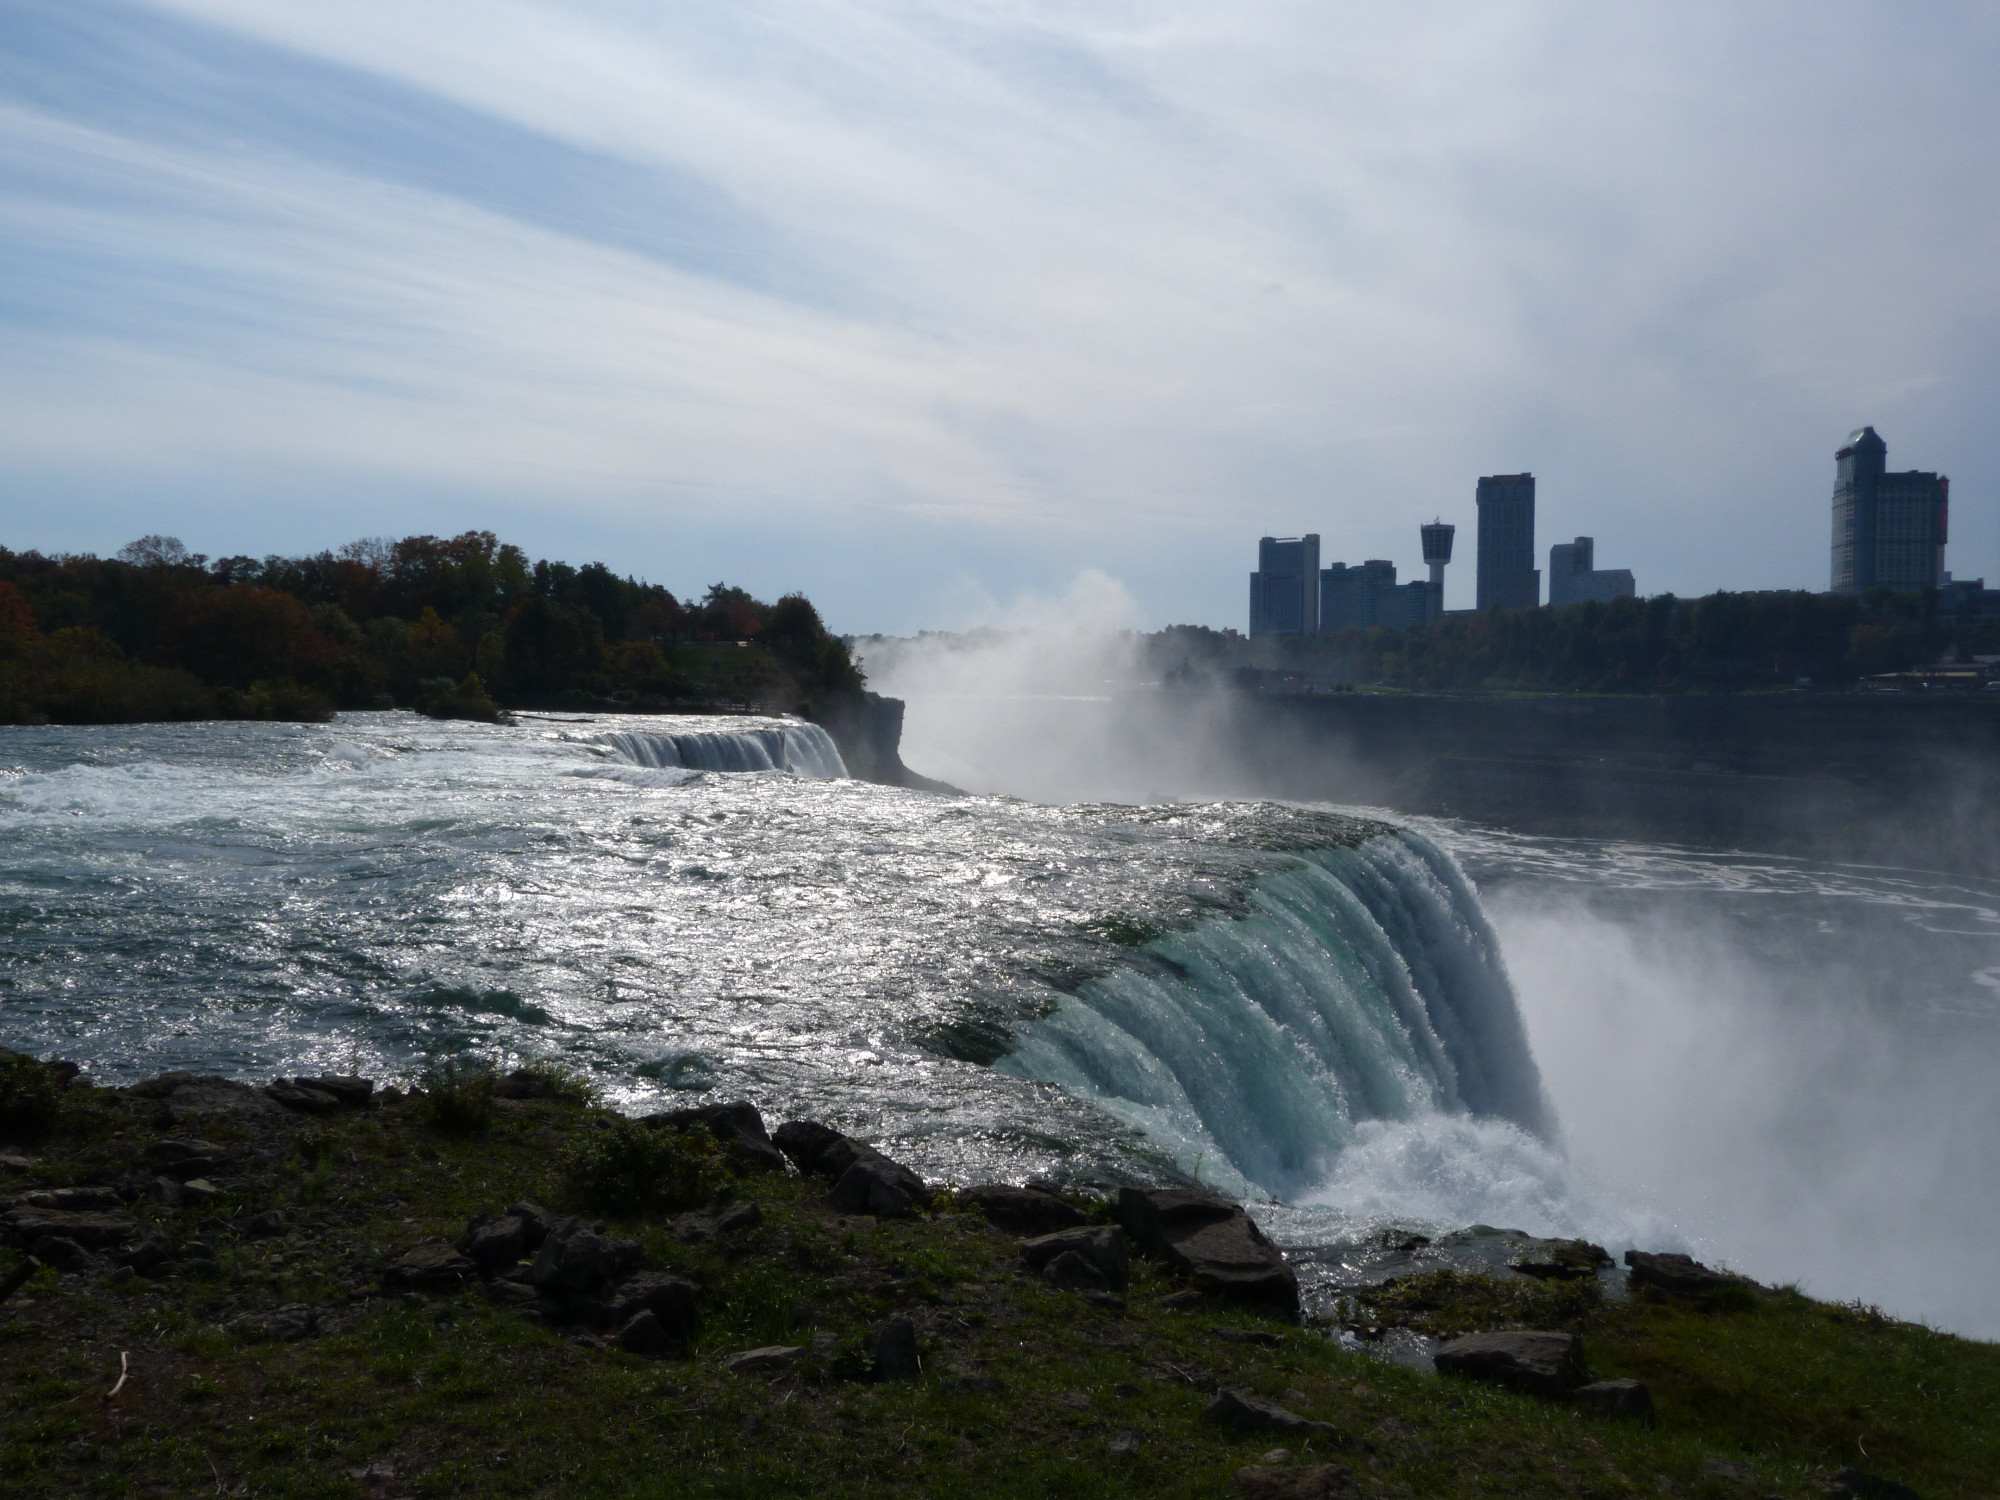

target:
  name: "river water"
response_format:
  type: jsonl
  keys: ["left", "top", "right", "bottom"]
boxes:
{"left": 2, "top": 711, "right": 1994, "bottom": 1338}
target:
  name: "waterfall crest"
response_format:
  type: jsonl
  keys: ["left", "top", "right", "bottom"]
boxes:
{"left": 595, "top": 722, "right": 847, "bottom": 778}
{"left": 997, "top": 827, "right": 1549, "bottom": 1200}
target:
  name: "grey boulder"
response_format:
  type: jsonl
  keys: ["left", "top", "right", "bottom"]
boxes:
{"left": 387, "top": 1242, "right": 478, "bottom": 1293}
{"left": 1434, "top": 1330, "right": 1590, "bottom": 1397}
{"left": 644, "top": 1100, "right": 788, "bottom": 1174}
{"left": 1204, "top": 1388, "right": 1337, "bottom": 1436}
{"left": 26, "top": 1235, "right": 92, "bottom": 1272}
{"left": 868, "top": 1314, "right": 920, "bottom": 1379}
{"left": 263, "top": 1080, "right": 345, "bottom": 1115}
{"left": 1043, "top": 1250, "right": 1110, "bottom": 1292}
{"left": 1021, "top": 1226, "right": 1129, "bottom": 1291}
{"left": 463, "top": 1214, "right": 531, "bottom": 1272}
{"left": 963, "top": 1183, "right": 1085, "bottom": 1234}
{"left": 725, "top": 1345, "right": 803, "bottom": 1374}
{"left": 2, "top": 1206, "right": 135, "bottom": 1250}
{"left": 1625, "top": 1249, "right": 1755, "bottom": 1297}
{"left": 828, "top": 1155, "right": 928, "bottom": 1219}
{"left": 616, "top": 1310, "right": 684, "bottom": 1358}
{"left": 1117, "top": 1187, "right": 1298, "bottom": 1315}
{"left": 611, "top": 1273, "right": 700, "bottom": 1343}
{"left": 529, "top": 1218, "right": 643, "bottom": 1300}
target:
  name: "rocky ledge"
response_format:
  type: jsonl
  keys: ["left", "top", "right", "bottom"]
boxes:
{"left": 0, "top": 1048, "right": 1978, "bottom": 1500}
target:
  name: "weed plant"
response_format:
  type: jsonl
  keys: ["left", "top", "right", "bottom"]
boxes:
{"left": 560, "top": 1116, "right": 727, "bottom": 1213}
{"left": 0, "top": 1051, "right": 63, "bottom": 1143}
{"left": 415, "top": 1056, "right": 497, "bottom": 1133}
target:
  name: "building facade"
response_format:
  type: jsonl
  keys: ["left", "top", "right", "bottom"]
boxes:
{"left": 1248, "top": 534, "right": 1320, "bottom": 636}
{"left": 1475, "top": 473, "right": 1539, "bottom": 611}
{"left": 1548, "top": 536, "right": 1636, "bottom": 607}
{"left": 1831, "top": 427, "right": 1948, "bottom": 594}
{"left": 1321, "top": 559, "right": 1434, "bottom": 632}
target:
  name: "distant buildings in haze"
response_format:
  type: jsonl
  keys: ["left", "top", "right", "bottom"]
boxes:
{"left": 1548, "top": 537, "right": 1636, "bottom": 606}
{"left": 1247, "top": 469, "right": 1637, "bottom": 638}
{"left": 1320, "top": 558, "right": 1438, "bottom": 631}
{"left": 1830, "top": 426, "right": 1948, "bottom": 594}
{"left": 1241, "top": 423, "right": 1987, "bottom": 640}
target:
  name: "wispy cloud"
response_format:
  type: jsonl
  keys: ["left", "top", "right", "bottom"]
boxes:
{"left": 2, "top": 0, "right": 1997, "bottom": 627}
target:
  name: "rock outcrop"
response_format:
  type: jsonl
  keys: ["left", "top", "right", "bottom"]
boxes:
{"left": 1625, "top": 1249, "right": 1756, "bottom": 1297}
{"left": 962, "top": 1183, "right": 1085, "bottom": 1235}
{"left": 643, "top": 1100, "right": 788, "bottom": 1174}
{"left": 1020, "top": 1226, "right": 1129, "bottom": 1292}
{"left": 773, "top": 1120, "right": 930, "bottom": 1218}
{"left": 1117, "top": 1187, "right": 1298, "bottom": 1314}
{"left": 1434, "top": 1330, "right": 1590, "bottom": 1398}
{"left": 1204, "top": 1388, "right": 1337, "bottom": 1436}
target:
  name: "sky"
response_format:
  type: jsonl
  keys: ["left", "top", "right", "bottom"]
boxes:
{"left": 1, "top": 0, "right": 1997, "bottom": 633}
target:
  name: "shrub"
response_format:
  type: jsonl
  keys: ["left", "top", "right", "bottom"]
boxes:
{"left": 221, "top": 679, "right": 335, "bottom": 722}
{"left": 0, "top": 1050, "right": 64, "bottom": 1143}
{"left": 561, "top": 1117, "right": 726, "bottom": 1214}
{"left": 499, "top": 1059, "right": 598, "bottom": 1106}
{"left": 414, "top": 673, "right": 511, "bottom": 724}
{"left": 416, "top": 1056, "right": 497, "bottom": 1133}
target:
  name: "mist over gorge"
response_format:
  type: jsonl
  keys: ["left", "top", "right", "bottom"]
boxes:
{"left": 860, "top": 625, "right": 2000, "bottom": 1338}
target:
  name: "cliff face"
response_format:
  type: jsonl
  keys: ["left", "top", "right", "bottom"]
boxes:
{"left": 811, "top": 692, "right": 958, "bottom": 793}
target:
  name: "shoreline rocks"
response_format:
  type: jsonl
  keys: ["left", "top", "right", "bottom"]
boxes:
{"left": 1117, "top": 1187, "right": 1300, "bottom": 1316}
{"left": 1434, "top": 1330, "right": 1590, "bottom": 1398}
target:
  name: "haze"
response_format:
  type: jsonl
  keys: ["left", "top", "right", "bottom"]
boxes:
{"left": 3, "top": 1, "right": 1997, "bottom": 630}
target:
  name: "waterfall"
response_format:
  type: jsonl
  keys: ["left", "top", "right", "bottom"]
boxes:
{"left": 595, "top": 722, "right": 847, "bottom": 778}
{"left": 996, "top": 826, "right": 1549, "bottom": 1200}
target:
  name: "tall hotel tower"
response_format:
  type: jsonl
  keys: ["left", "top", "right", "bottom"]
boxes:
{"left": 1475, "top": 473, "right": 1539, "bottom": 611}
{"left": 1830, "top": 427, "right": 1948, "bottom": 594}
{"left": 1249, "top": 534, "right": 1321, "bottom": 637}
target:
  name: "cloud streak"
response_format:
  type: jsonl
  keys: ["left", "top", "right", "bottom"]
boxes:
{"left": 1, "top": 0, "right": 1997, "bottom": 627}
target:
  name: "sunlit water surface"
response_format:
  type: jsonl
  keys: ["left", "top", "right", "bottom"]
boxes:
{"left": 3, "top": 713, "right": 1996, "bottom": 1337}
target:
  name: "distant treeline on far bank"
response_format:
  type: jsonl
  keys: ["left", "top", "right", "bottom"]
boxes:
{"left": 0, "top": 532, "right": 863, "bottom": 726}
{"left": 1155, "top": 586, "right": 2000, "bottom": 694}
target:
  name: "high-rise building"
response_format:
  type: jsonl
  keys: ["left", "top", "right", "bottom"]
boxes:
{"left": 1320, "top": 559, "right": 1433, "bottom": 632}
{"left": 1420, "top": 521, "right": 1455, "bottom": 616}
{"left": 1830, "top": 427, "right": 1948, "bottom": 594}
{"left": 1475, "top": 473, "right": 1539, "bottom": 611}
{"left": 1249, "top": 534, "right": 1320, "bottom": 636}
{"left": 1548, "top": 536, "right": 1636, "bottom": 606}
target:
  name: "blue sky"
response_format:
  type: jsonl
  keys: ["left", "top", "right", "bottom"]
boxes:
{"left": 2, "top": 0, "right": 1997, "bottom": 631}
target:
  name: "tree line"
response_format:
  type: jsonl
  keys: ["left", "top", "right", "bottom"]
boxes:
{"left": 1153, "top": 588, "right": 1996, "bottom": 693}
{"left": 0, "top": 532, "right": 864, "bottom": 725}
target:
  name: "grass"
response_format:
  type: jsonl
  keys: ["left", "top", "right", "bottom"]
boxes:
{"left": 413, "top": 1056, "right": 498, "bottom": 1133}
{"left": 0, "top": 1070, "right": 1994, "bottom": 1498}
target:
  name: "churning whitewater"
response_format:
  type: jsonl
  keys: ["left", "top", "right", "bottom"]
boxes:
{"left": 0, "top": 711, "right": 1608, "bottom": 1303}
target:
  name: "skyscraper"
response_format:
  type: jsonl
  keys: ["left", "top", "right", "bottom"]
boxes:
{"left": 1830, "top": 427, "right": 1948, "bottom": 594}
{"left": 1475, "top": 473, "right": 1538, "bottom": 611}
{"left": 1248, "top": 534, "right": 1320, "bottom": 636}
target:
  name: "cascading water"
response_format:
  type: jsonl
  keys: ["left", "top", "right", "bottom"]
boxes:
{"left": 593, "top": 721, "right": 847, "bottom": 778}
{"left": 997, "top": 827, "right": 1550, "bottom": 1201}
